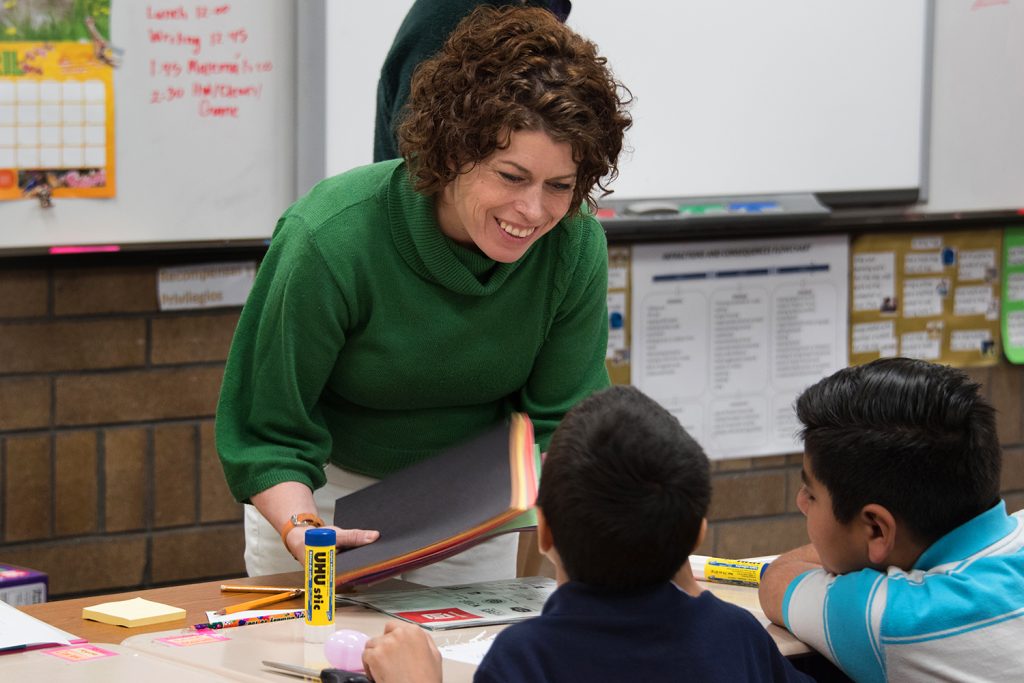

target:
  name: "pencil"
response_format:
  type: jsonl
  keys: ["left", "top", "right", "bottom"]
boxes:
{"left": 219, "top": 584, "right": 303, "bottom": 594}
{"left": 213, "top": 589, "right": 304, "bottom": 616}
{"left": 193, "top": 609, "right": 304, "bottom": 631}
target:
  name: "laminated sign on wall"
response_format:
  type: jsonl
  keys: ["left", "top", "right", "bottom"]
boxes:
{"left": 630, "top": 234, "right": 849, "bottom": 459}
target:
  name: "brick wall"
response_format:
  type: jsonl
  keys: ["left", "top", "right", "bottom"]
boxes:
{"left": 0, "top": 262, "right": 246, "bottom": 598}
{"left": 2, "top": 257, "right": 1023, "bottom": 599}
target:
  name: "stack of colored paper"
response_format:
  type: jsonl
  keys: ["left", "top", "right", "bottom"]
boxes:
{"left": 333, "top": 413, "right": 539, "bottom": 587}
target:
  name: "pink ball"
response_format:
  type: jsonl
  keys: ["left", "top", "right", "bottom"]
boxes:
{"left": 324, "top": 629, "right": 370, "bottom": 671}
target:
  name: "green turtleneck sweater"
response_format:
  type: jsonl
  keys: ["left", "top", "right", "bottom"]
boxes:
{"left": 216, "top": 160, "right": 610, "bottom": 503}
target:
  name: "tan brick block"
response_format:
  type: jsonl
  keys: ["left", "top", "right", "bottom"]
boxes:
{"left": 0, "top": 536, "right": 148, "bottom": 596}
{"left": 989, "top": 365, "right": 1022, "bottom": 444}
{"left": 708, "top": 472, "right": 788, "bottom": 521}
{"left": 0, "top": 319, "right": 145, "bottom": 373}
{"left": 0, "top": 376, "right": 50, "bottom": 430}
{"left": 154, "top": 424, "right": 197, "bottom": 528}
{"left": 4, "top": 435, "right": 52, "bottom": 542}
{"left": 713, "top": 457, "right": 752, "bottom": 473}
{"left": 694, "top": 524, "right": 714, "bottom": 557}
{"left": 54, "top": 266, "right": 157, "bottom": 315}
{"left": 150, "top": 526, "right": 246, "bottom": 584}
{"left": 751, "top": 454, "right": 790, "bottom": 469}
{"left": 786, "top": 467, "right": 804, "bottom": 514}
{"left": 55, "top": 366, "right": 224, "bottom": 426}
{"left": 1002, "top": 446, "right": 1024, "bottom": 494}
{"left": 55, "top": 431, "right": 98, "bottom": 537}
{"left": 104, "top": 428, "right": 148, "bottom": 532}
{"left": 0, "top": 269, "right": 48, "bottom": 318}
{"left": 199, "top": 421, "right": 242, "bottom": 522}
{"left": 713, "top": 516, "right": 808, "bottom": 559}
{"left": 151, "top": 312, "right": 241, "bottom": 365}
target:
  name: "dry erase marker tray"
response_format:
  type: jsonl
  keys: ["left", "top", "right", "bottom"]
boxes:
{"left": 597, "top": 193, "right": 830, "bottom": 239}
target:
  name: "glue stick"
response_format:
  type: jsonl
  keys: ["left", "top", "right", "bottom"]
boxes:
{"left": 304, "top": 528, "right": 336, "bottom": 643}
{"left": 690, "top": 555, "right": 769, "bottom": 588}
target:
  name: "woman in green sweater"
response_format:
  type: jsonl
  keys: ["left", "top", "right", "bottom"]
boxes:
{"left": 216, "top": 6, "right": 632, "bottom": 581}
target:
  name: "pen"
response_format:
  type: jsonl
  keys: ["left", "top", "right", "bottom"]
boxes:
{"left": 264, "top": 660, "right": 370, "bottom": 683}
{"left": 220, "top": 584, "right": 303, "bottom": 594}
{"left": 194, "top": 610, "right": 305, "bottom": 631}
{"left": 214, "top": 589, "right": 304, "bottom": 616}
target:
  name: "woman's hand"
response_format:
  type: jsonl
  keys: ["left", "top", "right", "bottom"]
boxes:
{"left": 251, "top": 481, "right": 380, "bottom": 564}
{"left": 362, "top": 622, "right": 442, "bottom": 683}
{"left": 283, "top": 523, "right": 379, "bottom": 563}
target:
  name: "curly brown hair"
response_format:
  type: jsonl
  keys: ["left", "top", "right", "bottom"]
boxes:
{"left": 398, "top": 5, "right": 632, "bottom": 213}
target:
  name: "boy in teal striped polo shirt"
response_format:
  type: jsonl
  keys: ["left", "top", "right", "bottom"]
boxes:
{"left": 760, "top": 357, "right": 1024, "bottom": 682}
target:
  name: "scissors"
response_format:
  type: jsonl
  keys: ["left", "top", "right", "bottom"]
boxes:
{"left": 263, "top": 660, "right": 370, "bottom": 683}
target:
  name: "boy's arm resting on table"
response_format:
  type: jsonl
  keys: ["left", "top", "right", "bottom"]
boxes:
{"left": 758, "top": 544, "right": 823, "bottom": 626}
{"left": 362, "top": 622, "right": 442, "bottom": 683}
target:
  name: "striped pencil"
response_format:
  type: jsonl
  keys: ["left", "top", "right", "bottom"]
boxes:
{"left": 193, "top": 609, "right": 305, "bottom": 631}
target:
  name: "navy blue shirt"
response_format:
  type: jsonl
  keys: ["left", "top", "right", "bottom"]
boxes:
{"left": 475, "top": 581, "right": 813, "bottom": 682}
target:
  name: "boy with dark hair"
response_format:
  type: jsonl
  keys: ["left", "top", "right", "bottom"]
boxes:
{"left": 363, "top": 385, "right": 812, "bottom": 682}
{"left": 760, "top": 357, "right": 1024, "bottom": 682}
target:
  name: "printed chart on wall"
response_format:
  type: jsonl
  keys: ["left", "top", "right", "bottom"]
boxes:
{"left": 851, "top": 230, "right": 1002, "bottom": 368}
{"left": 631, "top": 235, "right": 849, "bottom": 459}
{"left": 1001, "top": 227, "right": 1024, "bottom": 364}
{"left": 0, "top": 0, "right": 116, "bottom": 202}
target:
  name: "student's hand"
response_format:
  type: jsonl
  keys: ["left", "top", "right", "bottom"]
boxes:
{"left": 362, "top": 622, "right": 442, "bottom": 683}
{"left": 758, "top": 544, "right": 823, "bottom": 627}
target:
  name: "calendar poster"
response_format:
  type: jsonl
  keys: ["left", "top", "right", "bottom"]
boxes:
{"left": 0, "top": 0, "right": 116, "bottom": 201}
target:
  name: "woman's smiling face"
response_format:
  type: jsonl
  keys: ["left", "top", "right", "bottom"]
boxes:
{"left": 436, "top": 128, "right": 578, "bottom": 263}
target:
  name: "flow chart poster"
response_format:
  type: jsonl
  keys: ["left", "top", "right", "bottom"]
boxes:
{"left": 850, "top": 230, "right": 1002, "bottom": 368}
{"left": 631, "top": 235, "right": 849, "bottom": 459}
{"left": 1001, "top": 227, "right": 1024, "bottom": 364}
{"left": 0, "top": 0, "right": 116, "bottom": 201}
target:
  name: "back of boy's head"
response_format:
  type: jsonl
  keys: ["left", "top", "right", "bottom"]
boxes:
{"left": 796, "top": 357, "right": 1001, "bottom": 546}
{"left": 537, "top": 385, "right": 710, "bottom": 590}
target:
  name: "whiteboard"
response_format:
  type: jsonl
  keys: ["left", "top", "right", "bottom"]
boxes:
{"left": 324, "top": 1, "right": 929, "bottom": 204}
{"left": 925, "top": 0, "right": 1024, "bottom": 213}
{"left": 5, "top": 1, "right": 1021, "bottom": 255}
{"left": 0, "top": 1, "right": 295, "bottom": 253}
{"left": 567, "top": 1, "right": 928, "bottom": 201}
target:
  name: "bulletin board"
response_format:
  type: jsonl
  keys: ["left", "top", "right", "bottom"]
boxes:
{"left": 850, "top": 230, "right": 1003, "bottom": 368}
{"left": 0, "top": 1, "right": 295, "bottom": 254}
{"left": 605, "top": 245, "right": 631, "bottom": 385}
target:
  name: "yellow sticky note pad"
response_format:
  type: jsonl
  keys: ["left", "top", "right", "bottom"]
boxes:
{"left": 82, "top": 597, "right": 186, "bottom": 628}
